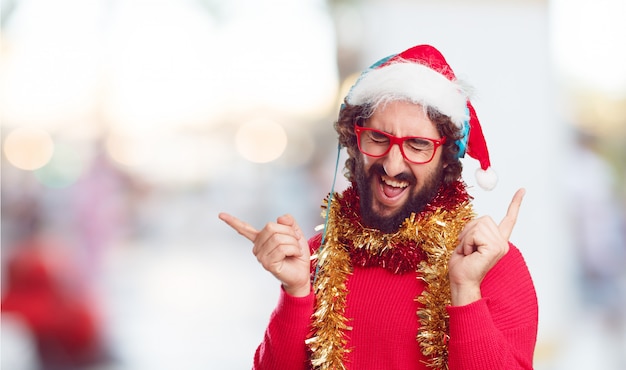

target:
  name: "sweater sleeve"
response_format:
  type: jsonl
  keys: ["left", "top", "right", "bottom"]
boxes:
{"left": 253, "top": 234, "right": 322, "bottom": 370}
{"left": 446, "top": 244, "right": 538, "bottom": 370}
{"left": 253, "top": 288, "right": 315, "bottom": 369}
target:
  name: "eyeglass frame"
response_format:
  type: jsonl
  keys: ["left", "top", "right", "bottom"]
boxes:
{"left": 353, "top": 124, "right": 447, "bottom": 164}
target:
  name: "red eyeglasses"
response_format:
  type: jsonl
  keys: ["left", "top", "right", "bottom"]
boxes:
{"left": 354, "top": 124, "right": 446, "bottom": 164}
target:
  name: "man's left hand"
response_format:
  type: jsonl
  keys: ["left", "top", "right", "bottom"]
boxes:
{"left": 448, "top": 188, "right": 525, "bottom": 306}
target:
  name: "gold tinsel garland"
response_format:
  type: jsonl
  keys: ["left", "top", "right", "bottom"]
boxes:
{"left": 411, "top": 204, "right": 473, "bottom": 369}
{"left": 307, "top": 185, "right": 474, "bottom": 370}
{"left": 305, "top": 202, "right": 352, "bottom": 370}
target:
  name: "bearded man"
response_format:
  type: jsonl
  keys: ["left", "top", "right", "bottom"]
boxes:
{"left": 219, "top": 44, "right": 538, "bottom": 370}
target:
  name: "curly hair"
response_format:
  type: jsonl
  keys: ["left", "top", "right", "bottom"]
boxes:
{"left": 334, "top": 99, "right": 464, "bottom": 185}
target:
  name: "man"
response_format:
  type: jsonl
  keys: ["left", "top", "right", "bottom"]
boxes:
{"left": 219, "top": 44, "right": 538, "bottom": 370}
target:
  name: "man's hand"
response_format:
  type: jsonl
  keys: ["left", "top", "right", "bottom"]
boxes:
{"left": 218, "top": 213, "right": 311, "bottom": 297}
{"left": 448, "top": 188, "right": 525, "bottom": 306}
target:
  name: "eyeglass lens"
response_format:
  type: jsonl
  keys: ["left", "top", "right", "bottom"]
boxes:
{"left": 357, "top": 128, "right": 438, "bottom": 164}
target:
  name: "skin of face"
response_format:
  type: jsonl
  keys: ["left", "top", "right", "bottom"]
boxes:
{"left": 354, "top": 100, "right": 446, "bottom": 233}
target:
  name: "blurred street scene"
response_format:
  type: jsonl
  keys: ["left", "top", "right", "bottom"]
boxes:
{"left": 2, "top": 0, "right": 625, "bottom": 369}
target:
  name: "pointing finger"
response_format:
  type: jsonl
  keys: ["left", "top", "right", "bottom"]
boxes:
{"left": 498, "top": 188, "right": 525, "bottom": 240}
{"left": 218, "top": 212, "right": 259, "bottom": 242}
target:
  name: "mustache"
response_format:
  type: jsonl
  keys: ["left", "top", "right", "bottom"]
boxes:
{"left": 370, "top": 163, "right": 416, "bottom": 184}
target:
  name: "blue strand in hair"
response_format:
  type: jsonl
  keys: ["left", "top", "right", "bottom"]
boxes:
{"left": 455, "top": 106, "right": 471, "bottom": 159}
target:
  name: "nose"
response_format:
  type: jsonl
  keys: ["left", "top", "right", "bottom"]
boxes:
{"left": 382, "top": 143, "right": 407, "bottom": 177}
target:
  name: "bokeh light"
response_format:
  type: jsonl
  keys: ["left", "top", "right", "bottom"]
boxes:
{"left": 105, "top": 132, "right": 154, "bottom": 168}
{"left": 3, "top": 127, "right": 55, "bottom": 170}
{"left": 235, "top": 118, "right": 288, "bottom": 163}
{"left": 33, "top": 142, "right": 87, "bottom": 188}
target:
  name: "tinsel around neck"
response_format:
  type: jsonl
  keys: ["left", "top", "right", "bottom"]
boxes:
{"left": 307, "top": 180, "right": 474, "bottom": 370}
{"left": 334, "top": 181, "right": 471, "bottom": 274}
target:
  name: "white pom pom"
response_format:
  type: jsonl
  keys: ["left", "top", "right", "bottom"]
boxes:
{"left": 475, "top": 167, "right": 498, "bottom": 191}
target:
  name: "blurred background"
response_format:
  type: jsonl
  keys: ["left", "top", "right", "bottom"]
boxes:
{"left": 1, "top": 0, "right": 625, "bottom": 369}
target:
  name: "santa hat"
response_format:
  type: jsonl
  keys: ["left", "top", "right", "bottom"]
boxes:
{"left": 346, "top": 44, "right": 498, "bottom": 190}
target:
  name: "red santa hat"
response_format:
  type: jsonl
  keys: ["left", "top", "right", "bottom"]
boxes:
{"left": 346, "top": 44, "right": 498, "bottom": 190}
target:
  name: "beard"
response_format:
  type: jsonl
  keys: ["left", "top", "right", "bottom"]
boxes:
{"left": 354, "top": 160, "right": 444, "bottom": 234}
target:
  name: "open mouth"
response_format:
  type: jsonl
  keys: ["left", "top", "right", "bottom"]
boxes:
{"left": 379, "top": 175, "right": 409, "bottom": 200}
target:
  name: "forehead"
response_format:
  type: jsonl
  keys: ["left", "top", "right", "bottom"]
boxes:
{"left": 365, "top": 100, "right": 439, "bottom": 137}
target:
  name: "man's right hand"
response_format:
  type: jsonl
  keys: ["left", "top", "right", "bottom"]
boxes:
{"left": 218, "top": 213, "right": 312, "bottom": 297}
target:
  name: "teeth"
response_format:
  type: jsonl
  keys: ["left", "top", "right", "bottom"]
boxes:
{"left": 382, "top": 176, "right": 408, "bottom": 188}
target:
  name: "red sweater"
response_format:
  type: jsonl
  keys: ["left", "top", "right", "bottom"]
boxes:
{"left": 253, "top": 235, "right": 538, "bottom": 369}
